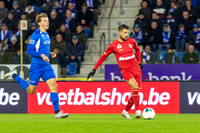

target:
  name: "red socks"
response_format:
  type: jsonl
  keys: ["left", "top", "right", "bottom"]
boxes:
{"left": 132, "top": 90, "right": 139, "bottom": 110}
{"left": 125, "top": 97, "right": 134, "bottom": 112}
{"left": 125, "top": 89, "right": 139, "bottom": 112}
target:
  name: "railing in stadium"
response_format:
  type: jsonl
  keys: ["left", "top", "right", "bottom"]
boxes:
{"left": 99, "top": 32, "right": 106, "bottom": 73}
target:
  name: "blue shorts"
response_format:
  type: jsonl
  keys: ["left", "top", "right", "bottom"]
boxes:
{"left": 29, "top": 64, "right": 56, "bottom": 85}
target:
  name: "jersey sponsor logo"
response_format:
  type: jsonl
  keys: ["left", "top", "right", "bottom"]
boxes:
{"left": 29, "top": 40, "right": 35, "bottom": 44}
{"left": 119, "top": 49, "right": 123, "bottom": 51}
{"left": 119, "top": 54, "right": 135, "bottom": 61}
{"left": 128, "top": 44, "right": 132, "bottom": 48}
{"left": 29, "top": 80, "right": 36, "bottom": 83}
{"left": 117, "top": 43, "right": 122, "bottom": 49}
{"left": 43, "top": 41, "right": 50, "bottom": 45}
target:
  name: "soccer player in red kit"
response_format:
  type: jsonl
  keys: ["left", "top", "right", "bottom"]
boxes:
{"left": 87, "top": 24, "right": 143, "bottom": 119}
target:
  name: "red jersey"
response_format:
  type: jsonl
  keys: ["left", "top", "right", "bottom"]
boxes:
{"left": 94, "top": 38, "right": 141, "bottom": 70}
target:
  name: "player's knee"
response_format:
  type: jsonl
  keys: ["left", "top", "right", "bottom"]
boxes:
{"left": 50, "top": 83, "right": 57, "bottom": 92}
{"left": 131, "top": 84, "right": 139, "bottom": 89}
{"left": 26, "top": 88, "right": 36, "bottom": 95}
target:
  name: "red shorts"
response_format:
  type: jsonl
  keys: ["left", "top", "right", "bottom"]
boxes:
{"left": 120, "top": 69, "right": 142, "bottom": 87}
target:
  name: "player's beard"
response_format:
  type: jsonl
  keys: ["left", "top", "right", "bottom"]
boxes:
{"left": 120, "top": 35, "right": 127, "bottom": 41}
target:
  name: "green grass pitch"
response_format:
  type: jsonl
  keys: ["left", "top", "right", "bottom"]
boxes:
{"left": 0, "top": 114, "right": 200, "bottom": 133}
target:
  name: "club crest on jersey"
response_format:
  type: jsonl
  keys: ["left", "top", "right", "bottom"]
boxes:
{"left": 117, "top": 43, "right": 122, "bottom": 49}
{"left": 129, "top": 44, "right": 132, "bottom": 48}
{"left": 29, "top": 40, "right": 35, "bottom": 44}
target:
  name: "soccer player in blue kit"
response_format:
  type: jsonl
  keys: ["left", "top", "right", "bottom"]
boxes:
{"left": 4, "top": 13, "right": 69, "bottom": 119}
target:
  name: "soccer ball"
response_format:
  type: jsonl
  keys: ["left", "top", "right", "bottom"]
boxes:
{"left": 142, "top": 108, "right": 155, "bottom": 120}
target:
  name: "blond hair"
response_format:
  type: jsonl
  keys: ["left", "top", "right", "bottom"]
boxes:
{"left": 36, "top": 13, "right": 48, "bottom": 27}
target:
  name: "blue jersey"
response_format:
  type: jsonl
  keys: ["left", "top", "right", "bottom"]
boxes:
{"left": 27, "top": 28, "right": 51, "bottom": 65}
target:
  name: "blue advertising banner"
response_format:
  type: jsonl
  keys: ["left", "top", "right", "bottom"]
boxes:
{"left": 105, "top": 64, "right": 200, "bottom": 81}
{"left": 179, "top": 82, "right": 200, "bottom": 113}
{"left": 0, "top": 82, "right": 28, "bottom": 113}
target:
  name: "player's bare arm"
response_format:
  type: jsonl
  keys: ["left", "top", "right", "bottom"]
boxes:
{"left": 41, "top": 53, "right": 49, "bottom": 62}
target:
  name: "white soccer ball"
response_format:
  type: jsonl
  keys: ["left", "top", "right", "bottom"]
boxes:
{"left": 142, "top": 108, "right": 155, "bottom": 120}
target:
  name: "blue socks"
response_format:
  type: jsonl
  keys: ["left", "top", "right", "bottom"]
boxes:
{"left": 50, "top": 92, "right": 60, "bottom": 114}
{"left": 13, "top": 74, "right": 29, "bottom": 91}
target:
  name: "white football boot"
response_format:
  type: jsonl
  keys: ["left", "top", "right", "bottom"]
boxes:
{"left": 54, "top": 111, "right": 69, "bottom": 119}
{"left": 4, "top": 69, "right": 17, "bottom": 79}
{"left": 121, "top": 110, "right": 132, "bottom": 119}
{"left": 135, "top": 110, "right": 141, "bottom": 118}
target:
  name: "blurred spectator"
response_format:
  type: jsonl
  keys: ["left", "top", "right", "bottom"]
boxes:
{"left": 149, "top": 12, "right": 163, "bottom": 31}
{"left": 141, "top": 45, "right": 156, "bottom": 64}
{"left": 3, "top": 12, "right": 16, "bottom": 32}
{"left": 51, "top": 33, "right": 67, "bottom": 55}
{"left": 178, "top": 10, "right": 195, "bottom": 32}
{"left": 0, "top": 1, "right": 8, "bottom": 21}
{"left": 0, "top": 38, "right": 9, "bottom": 53}
{"left": 139, "top": 0, "right": 152, "bottom": 19}
{"left": 48, "top": 11, "right": 61, "bottom": 38}
{"left": 42, "top": 0, "right": 54, "bottom": 15}
{"left": 163, "top": 12, "right": 176, "bottom": 32}
{"left": 8, "top": 48, "right": 31, "bottom": 64}
{"left": 66, "top": 36, "right": 85, "bottom": 73}
{"left": 52, "top": 0, "right": 64, "bottom": 19}
{"left": 188, "top": 24, "right": 200, "bottom": 50}
{"left": 24, "top": 2, "right": 37, "bottom": 22}
{"left": 175, "top": 24, "right": 188, "bottom": 51}
{"left": 77, "top": 2, "right": 94, "bottom": 37}
{"left": 18, "top": 0, "right": 28, "bottom": 10}
{"left": 159, "top": 24, "right": 173, "bottom": 51}
{"left": 56, "top": 23, "right": 70, "bottom": 42}
{"left": 73, "top": 25, "right": 87, "bottom": 46}
{"left": 146, "top": 0, "right": 156, "bottom": 8}
{"left": 177, "top": 0, "right": 187, "bottom": 7}
{"left": 75, "top": 0, "right": 85, "bottom": 11}
{"left": 153, "top": 0, "right": 167, "bottom": 19}
{"left": 4, "top": 0, "right": 14, "bottom": 10}
{"left": 59, "top": 0, "right": 69, "bottom": 10}
{"left": 148, "top": 21, "right": 162, "bottom": 51}
{"left": 7, "top": 34, "right": 19, "bottom": 52}
{"left": 10, "top": 1, "right": 22, "bottom": 22}
{"left": 134, "top": 11, "right": 149, "bottom": 33}
{"left": 165, "top": 49, "right": 180, "bottom": 64}
{"left": 130, "top": 24, "right": 146, "bottom": 49}
{"left": 168, "top": 1, "right": 178, "bottom": 15}
{"left": 182, "top": 44, "right": 198, "bottom": 63}
{"left": 168, "top": 1, "right": 182, "bottom": 21}
{"left": 2, "top": 34, "right": 18, "bottom": 64}
{"left": 66, "top": 2, "right": 77, "bottom": 18}
{"left": 53, "top": 47, "right": 67, "bottom": 78}
{"left": 64, "top": 10, "right": 76, "bottom": 33}
{"left": 181, "top": 0, "right": 197, "bottom": 19}
{"left": 86, "top": 0, "right": 103, "bottom": 25}
{"left": 0, "top": 23, "right": 12, "bottom": 44}
{"left": 30, "top": 0, "right": 44, "bottom": 13}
